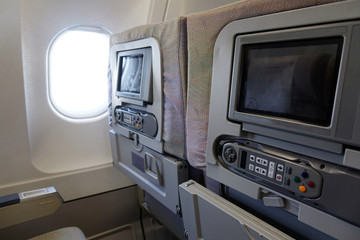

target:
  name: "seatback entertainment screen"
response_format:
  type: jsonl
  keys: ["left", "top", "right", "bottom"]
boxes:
{"left": 118, "top": 54, "right": 143, "bottom": 94}
{"left": 115, "top": 47, "right": 152, "bottom": 103}
{"left": 238, "top": 37, "right": 343, "bottom": 126}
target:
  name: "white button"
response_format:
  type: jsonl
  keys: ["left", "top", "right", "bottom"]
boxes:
{"left": 276, "top": 174, "right": 283, "bottom": 182}
{"left": 250, "top": 155, "right": 255, "bottom": 162}
{"left": 277, "top": 164, "right": 284, "bottom": 172}
{"left": 256, "top": 157, "right": 262, "bottom": 164}
{"left": 261, "top": 168, "right": 267, "bottom": 176}
{"left": 249, "top": 164, "right": 254, "bottom": 171}
{"left": 262, "top": 159, "right": 268, "bottom": 166}
{"left": 268, "top": 164, "right": 274, "bottom": 178}
{"left": 269, "top": 161, "right": 275, "bottom": 168}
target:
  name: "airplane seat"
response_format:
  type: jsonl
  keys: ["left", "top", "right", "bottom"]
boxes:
{"left": 109, "top": 16, "right": 188, "bottom": 160}
{"left": 28, "top": 227, "right": 86, "bottom": 240}
{"left": 181, "top": 0, "right": 356, "bottom": 239}
{"left": 185, "top": 0, "right": 343, "bottom": 194}
{"left": 108, "top": 17, "right": 189, "bottom": 239}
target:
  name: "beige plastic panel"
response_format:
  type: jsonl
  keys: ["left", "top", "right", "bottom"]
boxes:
{"left": 179, "top": 181, "right": 293, "bottom": 240}
{"left": 0, "top": 187, "right": 62, "bottom": 229}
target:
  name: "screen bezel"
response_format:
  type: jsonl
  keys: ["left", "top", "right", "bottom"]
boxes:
{"left": 115, "top": 47, "right": 152, "bottom": 103}
{"left": 228, "top": 28, "right": 347, "bottom": 137}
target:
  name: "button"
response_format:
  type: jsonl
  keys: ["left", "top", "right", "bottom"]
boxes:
{"left": 249, "top": 164, "right": 254, "bottom": 171}
{"left": 256, "top": 157, "right": 262, "bottom": 164}
{"left": 285, "top": 178, "right": 290, "bottom": 186}
{"left": 255, "top": 166, "right": 266, "bottom": 176}
{"left": 269, "top": 162, "right": 275, "bottom": 169}
{"left": 307, "top": 181, "right": 315, "bottom": 188}
{"left": 268, "top": 164, "right": 275, "bottom": 179}
{"left": 224, "top": 147, "right": 237, "bottom": 163}
{"left": 261, "top": 159, "right": 268, "bottom": 166}
{"left": 293, "top": 176, "right": 300, "bottom": 183}
{"left": 299, "top": 185, "right": 306, "bottom": 192}
{"left": 301, "top": 171, "right": 309, "bottom": 178}
{"left": 277, "top": 164, "right": 284, "bottom": 172}
{"left": 276, "top": 174, "right": 283, "bottom": 182}
{"left": 250, "top": 155, "right": 255, "bottom": 162}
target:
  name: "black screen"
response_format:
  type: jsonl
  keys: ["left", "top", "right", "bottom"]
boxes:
{"left": 118, "top": 54, "right": 143, "bottom": 94}
{"left": 238, "top": 37, "right": 343, "bottom": 126}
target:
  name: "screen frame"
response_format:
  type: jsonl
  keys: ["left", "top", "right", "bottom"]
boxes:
{"left": 115, "top": 47, "right": 152, "bottom": 103}
{"left": 228, "top": 25, "right": 350, "bottom": 138}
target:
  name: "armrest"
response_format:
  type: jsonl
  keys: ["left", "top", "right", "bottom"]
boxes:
{"left": 0, "top": 193, "right": 20, "bottom": 208}
{"left": 0, "top": 187, "right": 63, "bottom": 229}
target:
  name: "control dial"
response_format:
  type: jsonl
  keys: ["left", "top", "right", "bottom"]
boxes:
{"left": 223, "top": 146, "right": 237, "bottom": 163}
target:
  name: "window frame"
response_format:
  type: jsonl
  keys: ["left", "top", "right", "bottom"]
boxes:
{"left": 47, "top": 25, "right": 111, "bottom": 121}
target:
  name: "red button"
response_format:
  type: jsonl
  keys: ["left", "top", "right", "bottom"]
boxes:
{"left": 307, "top": 181, "right": 315, "bottom": 188}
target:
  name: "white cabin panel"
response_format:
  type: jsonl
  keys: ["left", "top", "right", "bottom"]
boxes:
{"left": 21, "top": 0, "right": 151, "bottom": 173}
{"left": 0, "top": 0, "right": 161, "bottom": 201}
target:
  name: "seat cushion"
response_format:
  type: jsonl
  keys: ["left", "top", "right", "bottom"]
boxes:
{"left": 28, "top": 227, "right": 86, "bottom": 240}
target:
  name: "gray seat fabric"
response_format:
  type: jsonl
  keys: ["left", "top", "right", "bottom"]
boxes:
{"left": 28, "top": 227, "right": 86, "bottom": 240}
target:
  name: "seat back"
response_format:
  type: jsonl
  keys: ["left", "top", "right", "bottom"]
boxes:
{"left": 110, "top": 17, "right": 187, "bottom": 159}
{"left": 185, "top": 0, "right": 342, "bottom": 170}
{"left": 109, "top": 17, "right": 189, "bottom": 217}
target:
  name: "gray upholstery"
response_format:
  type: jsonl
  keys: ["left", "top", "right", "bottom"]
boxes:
{"left": 28, "top": 227, "right": 86, "bottom": 240}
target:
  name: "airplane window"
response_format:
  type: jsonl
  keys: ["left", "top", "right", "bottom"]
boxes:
{"left": 48, "top": 26, "right": 110, "bottom": 120}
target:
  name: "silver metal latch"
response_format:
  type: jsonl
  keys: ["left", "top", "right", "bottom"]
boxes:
{"left": 130, "top": 132, "right": 143, "bottom": 152}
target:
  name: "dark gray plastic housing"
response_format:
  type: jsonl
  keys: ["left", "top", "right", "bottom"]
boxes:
{"left": 228, "top": 21, "right": 360, "bottom": 152}
{"left": 205, "top": 1, "right": 360, "bottom": 239}
{"left": 110, "top": 38, "right": 163, "bottom": 153}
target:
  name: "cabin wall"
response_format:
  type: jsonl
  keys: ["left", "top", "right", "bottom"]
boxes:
{"left": 0, "top": 0, "right": 152, "bottom": 238}
{"left": 0, "top": 0, "right": 154, "bottom": 201}
{"left": 0, "top": 0, "right": 31, "bottom": 189}
{"left": 0, "top": 0, "right": 59, "bottom": 195}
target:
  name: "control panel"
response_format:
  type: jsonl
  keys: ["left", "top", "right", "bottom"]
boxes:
{"left": 221, "top": 141, "right": 323, "bottom": 198}
{"left": 114, "top": 107, "right": 157, "bottom": 137}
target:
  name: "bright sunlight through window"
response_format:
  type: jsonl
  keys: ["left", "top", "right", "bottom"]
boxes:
{"left": 48, "top": 27, "right": 110, "bottom": 119}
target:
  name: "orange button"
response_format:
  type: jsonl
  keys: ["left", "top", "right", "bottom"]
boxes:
{"left": 299, "top": 185, "right": 306, "bottom": 192}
